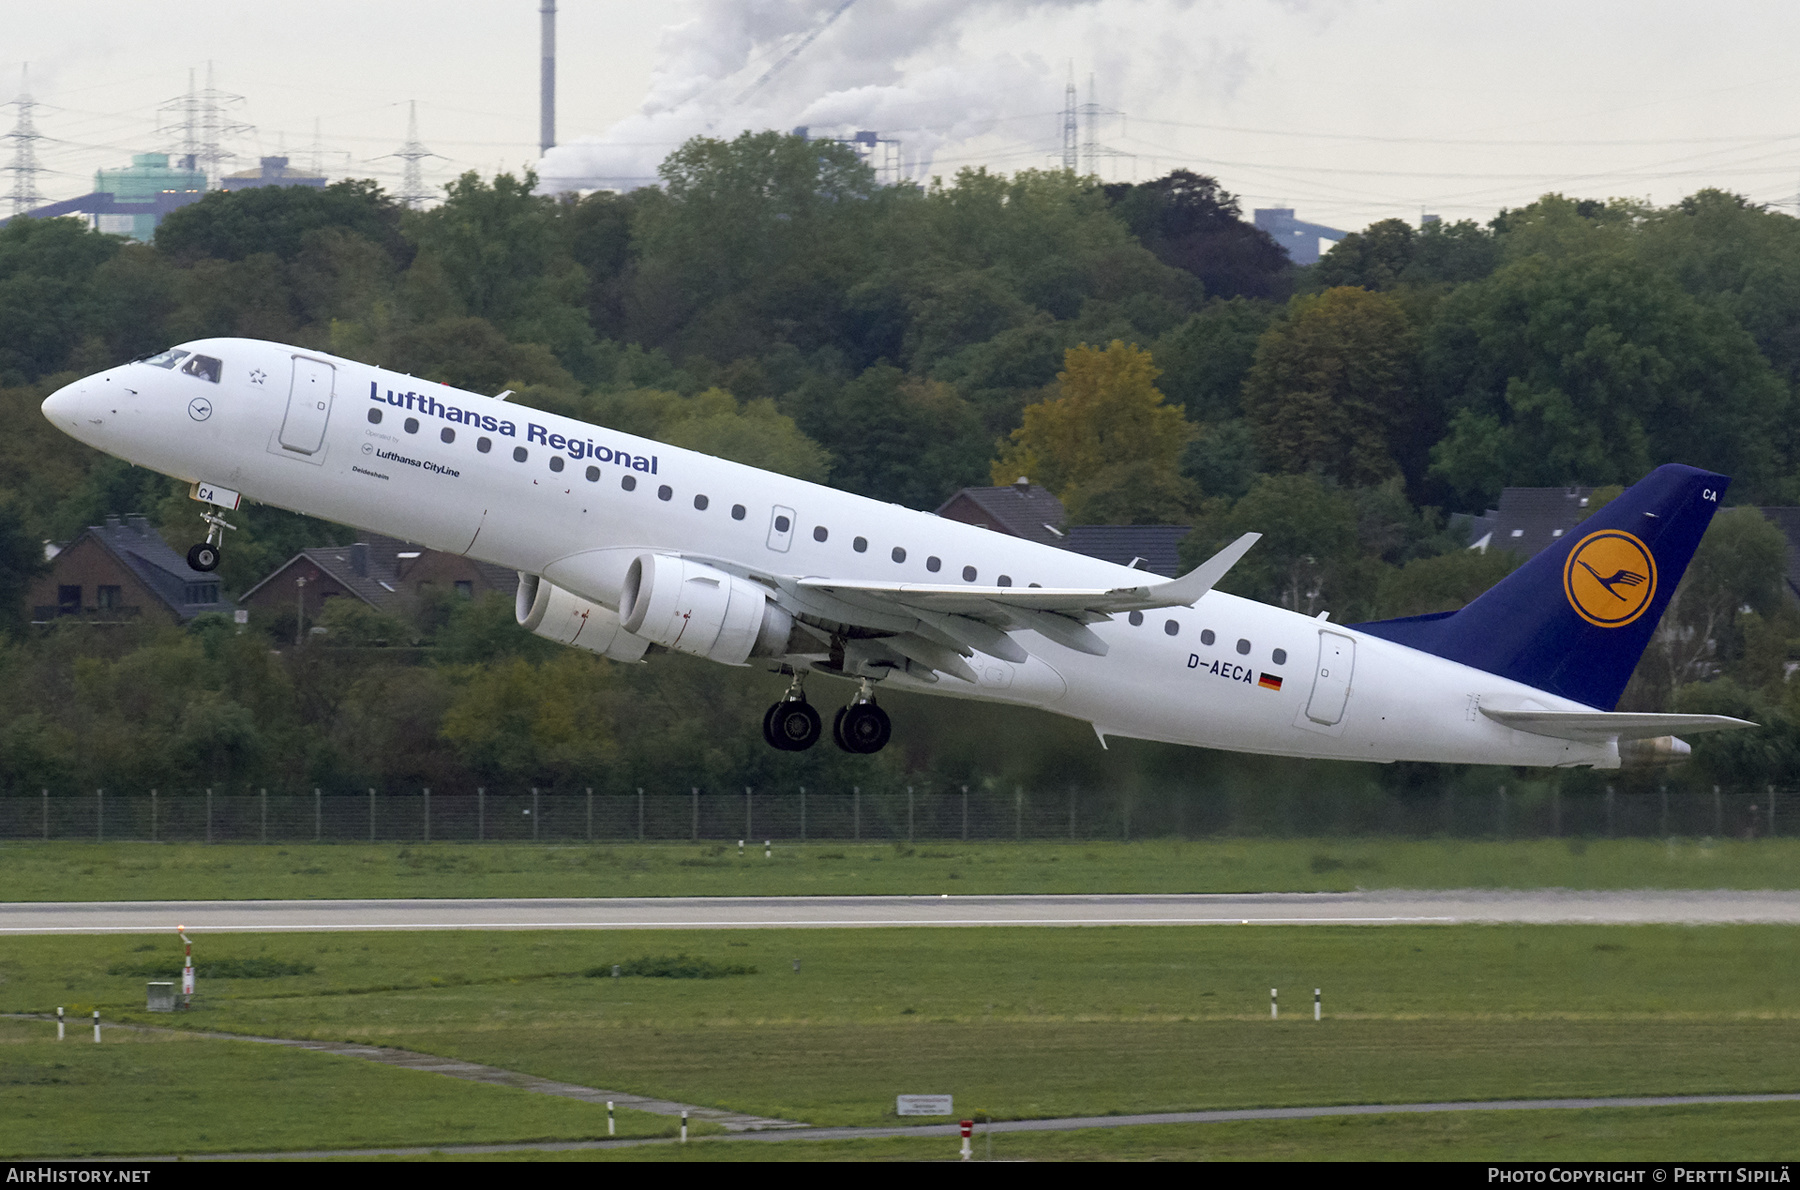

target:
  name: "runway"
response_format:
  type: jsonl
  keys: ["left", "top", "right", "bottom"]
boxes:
{"left": 5, "top": 889, "right": 1800, "bottom": 933}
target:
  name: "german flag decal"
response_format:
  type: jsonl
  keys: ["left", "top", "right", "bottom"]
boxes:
{"left": 1258, "top": 673, "right": 1282, "bottom": 691}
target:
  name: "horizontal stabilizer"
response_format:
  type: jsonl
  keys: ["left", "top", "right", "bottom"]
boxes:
{"left": 1479, "top": 706, "right": 1757, "bottom": 743}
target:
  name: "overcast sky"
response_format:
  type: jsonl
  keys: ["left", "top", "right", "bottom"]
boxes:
{"left": 8, "top": 1, "right": 1800, "bottom": 233}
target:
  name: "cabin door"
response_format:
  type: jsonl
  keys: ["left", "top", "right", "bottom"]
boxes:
{"left": 1304, "top": 630, "right": 1356, "bottom": 726}
{"left": 279, "top": 357, "right": 336, "bottom": 454}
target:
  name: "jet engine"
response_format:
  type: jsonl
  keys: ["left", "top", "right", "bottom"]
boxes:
{"left": 619, "top": 553, "right": 793, "bottom": 666}
{"left": 515, "top": 573, "right": 651, "bottom": 662}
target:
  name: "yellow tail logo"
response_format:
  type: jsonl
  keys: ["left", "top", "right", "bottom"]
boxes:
{"left": 1563, "top": 530, "right": 1657, "bottom": 627}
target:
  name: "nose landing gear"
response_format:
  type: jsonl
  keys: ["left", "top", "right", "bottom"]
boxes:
{"left": 832, "top": 681, "right": 891, "bottom": 755}
{"left": 186, "top": 506, "right": 236, "bottom": 573}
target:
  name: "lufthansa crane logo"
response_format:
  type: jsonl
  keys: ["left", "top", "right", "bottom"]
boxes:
{"left": 1564, "top": 530, "right": 1657, "bottom": 628}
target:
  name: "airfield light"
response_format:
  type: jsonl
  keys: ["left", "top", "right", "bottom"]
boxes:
{"left": 56, "top": 1006, "right": 63, "bottom": 1041}
{"left": 179, "top": 926, "right": 194, "bottom": 1005}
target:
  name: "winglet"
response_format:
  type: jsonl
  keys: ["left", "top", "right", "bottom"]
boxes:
{"left": 1110, "top": 532, "right": 1260, "bottom": 610}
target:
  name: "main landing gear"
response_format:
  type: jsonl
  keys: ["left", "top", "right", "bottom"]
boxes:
{"left": 186, "top": 506, "right": 236, "bottom": 574}
{"left": 761, "top": 677, "right": 891, "bottom": 755}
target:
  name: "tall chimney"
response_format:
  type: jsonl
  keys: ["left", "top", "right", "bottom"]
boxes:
{"left": 539, "top": 0, "right": 556, "bottom": 157}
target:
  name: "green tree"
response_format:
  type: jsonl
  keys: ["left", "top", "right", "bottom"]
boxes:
{"left": 1243, "top": 287, "right": 1422, "bottom": 487}
{"left": 0, "top": 216, "right": 122, "bottom": 384}
{"left": 1101, "top": 169, "right": 1291, "bottom": 301}
{"left": 1425, "top": 246, "right": 1787, "bottom": 505}
{"left": 1150, "top": 298, "right": 1272, "bottom": 422}
{"left": 588, "top": 386, "right": 832, "bottom": 482}
{"left": 154, "top": 179, "right": 409, "bottom": 265}
{"left": 1182, "top": 473, "right": 1363, "bottom": 616}
{"left": 993, "top": 341, "right": 1194, "bottom": 523}
{"left": 1376, "top": 548, "right": 1520, "bottom": 618}
{"left": 1309, "top": 218, "right": 1417, "bottom": 291}
{"left": 788, "top": 365, "right": 983, "bottom": 505}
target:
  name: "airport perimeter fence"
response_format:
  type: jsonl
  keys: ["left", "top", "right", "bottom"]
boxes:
{"left": 0, "top": 783, "right": 1788, "bottom": 844}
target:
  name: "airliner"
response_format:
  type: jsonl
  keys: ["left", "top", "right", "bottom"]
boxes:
{"left": 41, "top": 339, "right": 1754, "bottom": 766}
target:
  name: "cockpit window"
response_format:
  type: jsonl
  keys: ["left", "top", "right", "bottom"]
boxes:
{"left": 139, "top": 349, "right": 190, "bottom": 370}
{"left": 180, "top": 354, "right": 222, "bottom": 383}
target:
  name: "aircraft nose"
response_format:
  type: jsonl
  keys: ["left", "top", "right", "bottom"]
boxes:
{"left": 41, "top": 379, "right": 90, "bottom": 427}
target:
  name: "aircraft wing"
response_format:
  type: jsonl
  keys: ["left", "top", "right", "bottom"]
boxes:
{"left": 1478, "top": 707, "right": 1758, "bottom": 742}
{"left": 780, "top": 533, "right": 1260, "bottom": 673}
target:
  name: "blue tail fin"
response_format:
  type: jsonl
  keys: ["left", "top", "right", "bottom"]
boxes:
{"left": 1351, "top": 465, "right": 1729, "bottom": 710}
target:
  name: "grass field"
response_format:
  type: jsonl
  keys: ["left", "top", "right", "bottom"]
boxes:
{"left": 2, "top": 923, "right": 1797, "bottom": 1156}
{"left": 5, "top": 837, "right": 1799, "bottom": 901}
{"left": 0, "top": 1017, "right": 687, "bottom": 1158}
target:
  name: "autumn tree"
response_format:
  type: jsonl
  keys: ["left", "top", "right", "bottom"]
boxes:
{"left": 993, "top": 341, "right": 1194, "bottom": 524}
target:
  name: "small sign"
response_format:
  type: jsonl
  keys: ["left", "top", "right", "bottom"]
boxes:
{"left": 233, "top": 610, "right": 249, "bottom": 625}
{"left": 191, "top": 481, "right": 241, "bottom": 510}
{"left": 897, "top": 1095, "right": 953, "bottom": 1117}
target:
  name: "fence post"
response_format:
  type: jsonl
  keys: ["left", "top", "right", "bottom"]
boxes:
{"left": 1442, "top": 788, "right": 1453, "bottom": 836}
{"left": 206, "top": 788, "right": 213, "bottom": 845}
{"left": 1714, "top": 786, "right": 1722, "bottom": 837}
{"left": 261, "top": 788, "right": 268, "bottom": 844}
{"left": 314, "top": 788, "right": 321, "bottom": 843}
{"left": 1769, "top": 786, "right": 1777, "bottom": 837}
{"left": 1605, "top": 785, "right": 1614, "bottom": 838}
{"left": 961, "top": 785, "right": 969, "bottom": 841}
{"left": 477, "top": 787, "right": 485, "bottom": 842}
{"left": 586, "top": 787, "right": 593, "bottom": 842}
{"left": 800, "top": 785, "right": 806, "bottom": 843}
{"left": 96, "top": 789, "right": 103, "bottom": 843}
{"left": 1660, "top": 785, "right": 1668, "bottom": 838}
{"left": 1016, "top": 786, "right": 1023, "bottom": 841}
{"left": 853, "top": 786, "right": 860, "bottom": 841}
{"left": 42, "top": 789, "right": 48, "bottom": 841}
{"left": 369, "top": 788, "right": 377, "bottom": 842}
{"left": 692, "top": 787, "right": 699, "bottom": 842}
{"left": 151, "top": 789, "right": 158, "bottom": 843}
{"left": 423, "top": 788, "right": 431, "bottom": 843}
{"left": 637, "top": 787, "right": 644, "bottom": 842}
{"left": 1069, "top": 785, "right": 1076, "bottom": 840}
{"left": 1497, "top": 785, "right": 1506, "bottom": 839}
{"left": 907, "top": 785, "right": 914, "bottom": 844}
{"left": 744, "top": 787, "right": 752, "bottom": 841}
{"left": 531, "top": 788, "right": 540, "bottom": 842}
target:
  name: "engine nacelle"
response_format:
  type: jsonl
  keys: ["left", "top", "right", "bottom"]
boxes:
{"left": 1618, "top": 735, "right": 1692, "bottom": 768}
{"left": 619, "top": 553, "right": 792, "bottom": 666}
{"left": 515, "top": 573, "right": 651, "bottom": 663}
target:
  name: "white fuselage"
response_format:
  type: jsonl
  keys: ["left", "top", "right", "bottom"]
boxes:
{"left": 42, "top": 339, "right": 1618, "bottom": 768}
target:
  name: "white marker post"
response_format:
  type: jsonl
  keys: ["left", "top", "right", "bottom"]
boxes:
{"left": 1271, "top": 988, "right": 1278, "bottom": 1019}
{"left": 1315, "top": 988, "right": 1321, "bottom": 1021}
{"left": 92, "top": 1009, "right": 100, "bottom": 1043}
{"left": 179, "top": 925, "right": 194, "bottom": 1008}
{"left": 764, "top": 839, "right": 771, "bottom": 859}
{"left": 607, "top": 1100, "right": 614, "bottom": 1136}
{"left": 960, "top": 1119, "right": 973, "bottom": 1161}
{"left": 56, "top": 1006, "right": 63, "bottom": 1041}
{"left": 681, "top": 1110, "right": 688, "bottom": 1144}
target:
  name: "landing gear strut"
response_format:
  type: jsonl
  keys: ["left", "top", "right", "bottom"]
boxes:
{"left": 832, "top": 680, "right": 891, "bottom": 755}
{"left": 186, "top": 506, "right": 236, "bottom": 574}
{"left": 762, "top": 675, "right": 823, "bottom": 752}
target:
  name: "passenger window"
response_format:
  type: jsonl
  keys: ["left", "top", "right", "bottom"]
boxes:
{"left": 1236, "top": 638, "right": 1251, "bottom": 655}
{"left": 140, "top": 348, "right": 189, "bottom": 369}
{"left": 891, "top": 547, "right": 906, "bottom": 563}
{"left": 1200, "top": 629, "right": 1216, "bottom": 646}
{"left": 774, "top": 514, "right": 790, "bottom": 532}
{"left": 440, "top": 427, "right": 454, "bottom": 444}
{"left": 732, "top": 504, "right": 746, "bottom": 521}
{"left": 694, "top": 494, "right": 709, "bottom": 510}
{"left": 1272, "top": 648, "right": 1288, "bottom": 665}
{"left": 180, "top": 354, "right": 222, "bottom": 382}
{"left": 853, "top": 536, "right": 867, "bottom": 553}
{"left": 404, "top": 417, "right": 419, "bottom": 434}
{"left": 622, "top": 475, "right": 637, "bottom": 491}
{"left": 997, "top": 575, "right": 1012, "bottom": 587}
{"left": 367, "top": 408, "right": 382, "bottom": 425}
{"left": 513, "top": 446, "right": 528, "bottom": 462}
{"left": 549, "top": 457, "right": 564, "bottom": 472}
{"left": 657, "top": 485, "right": 672, "bottom": 501}
{"left": 477, "top": 437, "right": 491, "bottom": 453}
{"left": 962, "top": 565, "right": 977, "bottom": 582}
{"left": 926, "top": 556, "right": 941, "bottom": 573}
{"left": 1128, "top": 611, "right": 1143, "bottom": 626}
{"left": 585, "top": 465, "right": 599, "bottom": 482}
{"left": 813, "top": 526, "right": 828, "bottom": 542}
{"left": 1165, "top": 620, "right": 1180, "bottom": 636}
